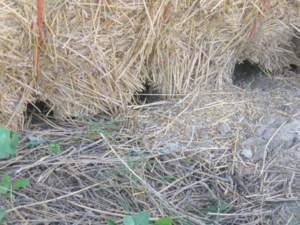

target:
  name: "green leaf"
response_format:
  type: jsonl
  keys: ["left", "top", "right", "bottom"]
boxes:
{"left": 123, "top": 215, "right": 135, "bottom": 225}
{"left": 0, "top": 209, "right": 6, "bottom": 222}
{"left": 0, "top": 174, "right": 10, "bottom": 194}
{"left": 25, "top": 136, "right": 46, "bottom": 149}
{"left": 5, "top": 192, "right": 15, "bottom": 199}
{"left": 106, "top": 219, "right": 116, "bottom": 225}
{"left": 219, "top": 201, "right": 232, "bottom": 213}
{"left": 8, "top": 130, "right": 19, "bottom": 156}
{"left": 48, "top": 144, "right": 59, "bottom": 155}
{"left": 134, "top": 211, "right": 150, "bottom": 225}
{"left": 200, "top": 205, "right": 218, "bottom": 214}
{"left": 0, "top": 127, "right": 16, "bottom": 158}
{"left": 12, "top": 178, "right": 29, "bottom": 190}
{"left": 155, "top": 217, "right": 172, "bottom": 225}
{"left": 0, "top": 174, "right": 10, "bottom": 186}
{"left": 127, "top": 155, "right": 134, "bottom": 169}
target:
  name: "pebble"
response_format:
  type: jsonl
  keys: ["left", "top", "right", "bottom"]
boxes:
{"left": 241, "top": 149, "right": 253, "bottom": 159}
{"left": 219, "top": 123, "right": 231, "bottom": 135}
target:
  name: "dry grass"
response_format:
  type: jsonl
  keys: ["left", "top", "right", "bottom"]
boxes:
{"left": 1, "top": 75, "right": 300, "bottom": 224}
{"left": 1, "top": 0, "right": 300, "bottom": 130}
{"left": 1, "top": 1, "right": 300, "bottom": 223}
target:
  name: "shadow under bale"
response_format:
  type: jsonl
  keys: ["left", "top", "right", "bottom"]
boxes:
{"left": 24, "top": 101, "right": 55, "bottom": 125}
{"left": 232, "top": 60, "right": 263, "bottom": 85}
{"left": 134, "top": 82, "right": 162, "bottom": 104}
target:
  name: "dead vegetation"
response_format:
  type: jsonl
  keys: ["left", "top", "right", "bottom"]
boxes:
{"left": 1, "top": 1, "right": 300, "bottom": 224}
{"left": 1, "top": 75, "right": 300, "bottom": 224}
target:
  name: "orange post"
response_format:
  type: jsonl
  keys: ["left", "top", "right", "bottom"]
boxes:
{"left": 163, "top": 1, "right": 170, "bottom": 23}
{"left": 36, "top": 0, "right": 42, "bottom": 81}
{"left": 248, "top": 0, "right": 269, "bottom": 41}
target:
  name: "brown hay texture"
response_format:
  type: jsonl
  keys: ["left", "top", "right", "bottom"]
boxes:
{"left": 1, "top": 0, "right": 300, "bottom": 130}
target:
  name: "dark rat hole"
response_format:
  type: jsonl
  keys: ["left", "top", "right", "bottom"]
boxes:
{"left": 25, "top": 101, "right": 54, "bottom": 123}
{"left": 134, "top": 82, "right": 161, "bottom": 104}
{"left": 289, "top": 64, "right": 299, "bottom": 73}
{"left": 232, "top": 60, "right": 263, "bottom": 86}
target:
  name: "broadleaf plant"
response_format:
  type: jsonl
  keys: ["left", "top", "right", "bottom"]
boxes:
{"left": 0, "top": 209, "right": 6, "bottom": 223}
{"left": 155, "top": 217, "right": 172, "bottom": 225}
{"left": 0, "top": 174, "right": 10, "bottom": 194}
{"left": 108, "top": 210, "right": 171, "bottom": 225}
{"left": 123, "top": 215, "right": 135, "bottom": 225}
{"left": 106, "top": 219, "right": 117, "bottom": 225}
{"left": 134, "top": 211, "right": 150, "bottom": 225}
{"left": 0, "top": 127, "right": 19, "bottom": 158}
{"left": 12, "top": 178, "right": 30, "bottom": 190}
{"left": 0, "top": 174, "right": 29, "bottom": 199}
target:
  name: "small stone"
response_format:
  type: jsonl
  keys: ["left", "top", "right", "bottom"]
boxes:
{"left": 219, "top": 123, "right": 231, "bottom": 135}
{"left": 165, "top": 142, "right": 179, "bottom": 151}
{"left": 255, "top": 126, "right": 266, "bottom": 136}
{"left": 241, "top": 149, "right": 253, "bottom": 159}
{"left": 243, "top": 137, "right": 265, "bottom": 162}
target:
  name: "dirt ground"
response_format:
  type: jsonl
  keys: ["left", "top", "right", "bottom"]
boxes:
{"left": 1, "top": 68, "right": 300, "bottom": 224}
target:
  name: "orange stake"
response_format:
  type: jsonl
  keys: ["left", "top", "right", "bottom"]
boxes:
{"left": 163, "top": 1, "right": 170, "bottom": 23}
{"left": 36, "top": 0, "right": 42, "bottom": 81}
{"left": 248, "top": 0, "right": 269, "bottom": 41}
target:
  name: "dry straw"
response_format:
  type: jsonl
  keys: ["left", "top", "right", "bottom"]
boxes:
{"left": 1, "top": 0, "right": 300, "bottom": 130}
{"left": 1, "top": 80, "right": 300, "bottom": 224}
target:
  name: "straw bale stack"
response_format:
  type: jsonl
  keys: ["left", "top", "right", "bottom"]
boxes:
{"left": 0, "top": 1, "right": 37, "bottom": 130}
{"left": 40, "top": 1, "right": 156, "bottom": 119}
{"left": 143, "top": 0, "right": 300, "bottom": 94}
{"left": 1, "top": 0, "right": 300, "bottom": 130}
{"left": 239, "top": 1, "right": 300, "bottom": 71}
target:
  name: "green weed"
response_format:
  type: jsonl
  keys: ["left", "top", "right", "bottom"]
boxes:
{"left": 246, "top": 79, "right": 254, "bottom": 92}
{"left": 0, "top": 127, "right": 19, "bottom": 159}
{"left": 25, "top": 136, "right": 59, "bottom": 155}
{"left": 200, "top": 201, "right": 233, "bottom": 224}
{"left": 0, "top": 173, "right": 29, "bottom": 199}
{"left": 0, "top": 174, "right": 30, "bottom": 223}
{"left": 106, "top": 210, "right": 172, "bottom": 225}
{"left": 80, "top": 116, "right": 126, "bottom": 141}
{"left": 48, "top": 143, "right": 59, "bottom": 154}
{"left": 0, "top": 209, "right": 5, "bottom": 224}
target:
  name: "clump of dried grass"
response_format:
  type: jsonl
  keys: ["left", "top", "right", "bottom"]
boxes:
{"left": 1, "top": 0, "right": 300, "bottom": 130}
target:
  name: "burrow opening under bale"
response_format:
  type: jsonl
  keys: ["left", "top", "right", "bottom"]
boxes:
{"left": 232, "top": 60, "right": 266, "bottom": 88}
{"left": 134, "top": 82, "right": 162, "bottom": 104}
{"left": 25, "top": 100, "right": 55, "bottom": 123}
{"left": 289, "top": 64, "right": 300, "bottom": 73}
